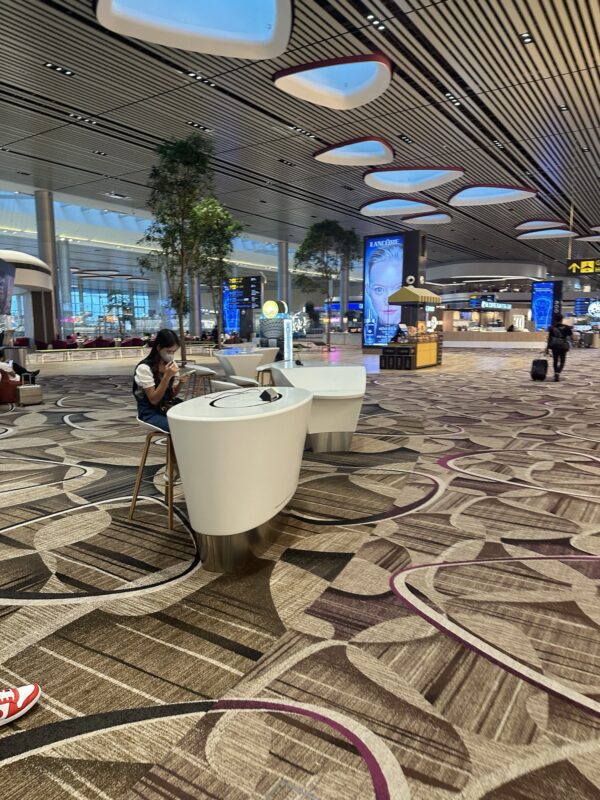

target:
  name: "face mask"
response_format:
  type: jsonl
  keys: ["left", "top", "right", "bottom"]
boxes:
{"left": 161, "top": 352, "right": 175, "bottom": 363}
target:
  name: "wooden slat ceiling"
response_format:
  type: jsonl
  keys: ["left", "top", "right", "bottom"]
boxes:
{"left": 0, "top": 0, "right": 598, "bottom": 271}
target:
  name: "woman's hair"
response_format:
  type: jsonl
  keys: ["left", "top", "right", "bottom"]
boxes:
{"left": 146, "top": 329, "right": 180, "bottom": 366}
{"left": 552, "top": 312, "right": 563, "bottom": 325}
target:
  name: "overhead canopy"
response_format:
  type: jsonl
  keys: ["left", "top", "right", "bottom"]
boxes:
{"left": 388, "top": 287, "right": 442, "bottom": 305}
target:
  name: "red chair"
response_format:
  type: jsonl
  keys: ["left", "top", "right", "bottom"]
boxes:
{"left": 35, "top": 340, "right": 49, "bottom": 351}
{"left": 51, "top": 339, "right": 68, "bottom": 350}
{"left": 0, "top": 372, "right": 18, "bottom": 404}
{"left": 14, "top": 337, "right": 30, "bottom": 347}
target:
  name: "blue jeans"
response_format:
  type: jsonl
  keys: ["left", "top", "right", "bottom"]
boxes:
{"left": 137, "top": 397, "right": 170, "bottom": 432}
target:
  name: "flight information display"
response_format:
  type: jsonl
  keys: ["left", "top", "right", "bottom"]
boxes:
{"left": 222, "top": 276, "right": 263, "bottom": 334}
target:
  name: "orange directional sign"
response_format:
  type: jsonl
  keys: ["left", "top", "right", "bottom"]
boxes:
{"left": 567, "top": 258, "right": 600, "bottom": 274}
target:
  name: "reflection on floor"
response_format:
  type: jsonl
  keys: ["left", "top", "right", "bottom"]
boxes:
{"left": 1, "top": 349, "right": 600, "bottom": 799}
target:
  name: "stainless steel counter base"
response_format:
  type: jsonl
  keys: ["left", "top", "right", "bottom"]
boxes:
{"left": 307, "top": 430, "right": 353, "bottom": 453}
{"left": 198, "top": 518, "right": 279, "bottom": 573}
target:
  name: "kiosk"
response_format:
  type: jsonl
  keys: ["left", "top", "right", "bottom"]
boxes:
{"left": 379, "top": 286, "right": 443, "bottom": 370}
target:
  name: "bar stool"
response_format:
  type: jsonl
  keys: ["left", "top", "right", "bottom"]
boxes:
{"left": 182, "top": 365, "right": 216, "bottom": 399}
{"left": 129, "top": 418, "right": 176, "bottom": 530}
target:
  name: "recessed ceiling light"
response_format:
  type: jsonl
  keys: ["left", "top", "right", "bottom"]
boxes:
{"left": 69, "top": 113, "right": 97, "bottom": 124}
{"left": 582, "top": 146, "right": 590, "bottom": 152}
{"left": 444, "top": 90, "right": 461, "bottom": 106}
{"left": 559, "top": 104, "right": 568, "bottom": 112}
{"left": 492, "top": 139, "right": 504, "bottom": 149}
{"left": 278, "top": 158, "right": 296, "bottom": 166}
{"left": 398, "top": 134, "right": 414, "bottom": 144}
{"left": 288, "top": 124, "right": 316, "bottom": 139}
{"left": 187, "top": 72, "right": 217, "bottom": 87}
{"left": 44, "top": 61, "right": 75, "bottom": 76}
{"left": 103, "top": 191, "right": 130, "bottom": 199}
{"left": 186, "top": 121, "right": 213, "bottom": 132}
{"left": 519, "top": 32, "right": 534, "bottom": 44}
{"left": 93, "top": 150, "right": 107, "bottom": 156}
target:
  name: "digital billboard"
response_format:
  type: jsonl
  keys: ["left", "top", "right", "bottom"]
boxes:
{"left": 362, "top": 234, "right": 405, "bottom": 346}
{"left": 531, "top": 281, "right": 562, "bottom": 331}
{"left": 222, "top": 275, "right": 262, "bottom": 334}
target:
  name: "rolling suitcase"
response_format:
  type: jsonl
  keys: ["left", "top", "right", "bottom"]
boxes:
{"left": 531, "top": 356, "right": 548, "bottom": 381}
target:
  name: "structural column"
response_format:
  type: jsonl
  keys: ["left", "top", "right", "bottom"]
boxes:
{"left": 34, "top": 189, "right": 60, "bottom": 339}
{"left": 340, "top": 265, "right": 349, "bottom": 332}
{"left": 190, "top": 276, "right": 200, "bottom": 336}
{"left": 57, "top": 238, "right": 73, "bottom": 336}
{"left": 277, "top": 240, "right": 290, "bottom": 307}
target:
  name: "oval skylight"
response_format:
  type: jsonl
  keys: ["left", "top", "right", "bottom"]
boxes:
{"left": 516, "top": 228, "right": 578, "bottom": 240}
{"left": 96, "top": 0, "right": 292, "bottom": 59}
{"left": 449, "top": 184, "right": 536, "bottom": 206}
{"left": 404, "top": 212, "right": 453, "bottom": 225}
{"left": 515, "top": 219, "right": 568, "bottom": 231}
{"left": 273, "top": 54, "right": 392, "bottom": 110}
{"left": 314, "top": 137, "right": 394, "bottom": 166}
{"left": 364, "top": 167, "right": 464, "bottom": 193}
{"left": 577, "top": 235, "right": 600, "bottom": 242}
{"left": 360, "top": 197, "right": 438, "bottom": 217}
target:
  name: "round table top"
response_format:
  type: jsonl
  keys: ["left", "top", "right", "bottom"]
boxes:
{"left": 168, "top": 386, "right": 312, "bottom": 423}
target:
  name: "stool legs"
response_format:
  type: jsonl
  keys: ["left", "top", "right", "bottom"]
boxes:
{"left": 129, "top": 431, "right": 175, "bottom": 530}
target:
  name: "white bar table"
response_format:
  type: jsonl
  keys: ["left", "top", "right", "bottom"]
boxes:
{"left": 168, "top": 387, "right": 312, "bottom": 572}
{"left": 270, "top": 364, "right": 366, "bottom": 452}
{"left": 214, "top": 351, "right": 264, "bottom": 379}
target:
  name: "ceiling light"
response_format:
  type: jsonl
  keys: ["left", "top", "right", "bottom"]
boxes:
{"left": 186, "top": 121, "right": 213, "bottom": 132}
{"left": 445, "top": 90, "right": 462, "bottom": 106}
{"left": 559, "top": 104, "right": 568, "bottom": 112}
{"left": 343, "top": 184, "right": 354, "bottom": 191}
{"left": 582, "top": 146, "right": 590, "bottom": 152}
{"left": 93, "top": 150, "right": 107, "bottom": 156}
{"left": 103, "top": 191, "right": 130, "bottom": 199}
{"left": 492, "top": 139, "right": 504, "bottom": 149}
{"left": 398, "top": 134, "right": 414, "bottom": 144}
{"left": 367, "top": 14, "right": 374, "bottom": 20}
{"left": 44, "top": 61, "right": 75, "bottom": 76}
{"left": 69, "top": 113, "right": 97, "bottom": 124}
{"left": 519, "top": 32, "right": 534, "bottom": 44}
{"left": 288, "top": 124, "right": 316, "bottom": 139}
{"left": 278, "top": 158, "right": 296, "bottom": 166}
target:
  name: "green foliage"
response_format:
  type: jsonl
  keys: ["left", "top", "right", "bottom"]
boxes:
{"left": 293, "top": 220, "right": 361, "bottom": 345}
{"left": 193, "top": 197, "right": 244, "bottom": 346}
{"left": 140, "top": 133, "right": 214, "bottom": 357}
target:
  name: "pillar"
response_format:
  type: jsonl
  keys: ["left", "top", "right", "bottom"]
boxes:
{"left": 34, "top": 189, "right": 60, "bottom": 339}
{"left": 277, "top": 240, "right": 289, "bottom": 307}
{"left": 340, "top": 265, "right": 349, "bottom": 332}
{"left": 190, "top": 276, "right": 200, "bottom": 336}
{"left": 57, "top": 239, "right": 73, "bottom": 336}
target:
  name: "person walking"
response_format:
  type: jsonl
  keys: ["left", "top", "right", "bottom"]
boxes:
{"left": 546, "top": 313, "right": 572, "bottom": 382}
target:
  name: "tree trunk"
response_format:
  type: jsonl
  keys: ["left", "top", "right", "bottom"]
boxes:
{"left": 326, "top": 278, "right": 333, "bottom": 352}
{"left": 217, "top": 280, "right": 224, "bottom": 349}
{"left": 179, "top": 263, "right": 187, "bottom": 362}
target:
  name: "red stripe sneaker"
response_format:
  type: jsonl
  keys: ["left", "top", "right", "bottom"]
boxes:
{"left": 0, "top": 684, "right": 41, "bottom": 726}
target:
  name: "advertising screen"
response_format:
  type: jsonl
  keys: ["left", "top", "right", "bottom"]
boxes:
{"left": 531, "top": 281, "right": 562, "bottom": 331}
{"left": 362, "top": 234, "right": 406, "bottom": 346}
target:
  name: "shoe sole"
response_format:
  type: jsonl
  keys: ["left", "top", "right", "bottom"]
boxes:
{"left": 0, "top": 689, "right": 42, "bottom": 727}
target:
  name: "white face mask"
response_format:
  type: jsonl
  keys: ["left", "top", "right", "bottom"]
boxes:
{"left": 161, "top": 351, "right": 175, "bottom": 364}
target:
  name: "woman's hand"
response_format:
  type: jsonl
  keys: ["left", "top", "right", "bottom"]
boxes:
{"left": 163, "top": 361, "right": 179, "bottom": 380}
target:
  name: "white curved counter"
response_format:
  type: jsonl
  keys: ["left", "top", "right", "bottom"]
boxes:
{"left": 270, "top": 364, "right": 366, "bottom": 452}
{"left": 215, "top": 352, "right": 265, "bottom": 378}
{"left": 168, "top": 387, "right": 312, "bottom": 569}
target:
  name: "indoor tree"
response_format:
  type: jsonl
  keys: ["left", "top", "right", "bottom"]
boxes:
{"left": 293, "top": 220, "right": 361, "bottom": 349}
{"left": 193, "top": 197, "right": 243, "bottom": 347}
{"left": 139, "top": 133, "right": 213, "bottom": 360}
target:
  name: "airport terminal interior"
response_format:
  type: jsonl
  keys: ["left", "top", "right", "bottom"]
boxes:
{"left": 1, "top": 1, "right": 600, "bottom": 798}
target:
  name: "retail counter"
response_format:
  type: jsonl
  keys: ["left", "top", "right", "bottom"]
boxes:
{"left": 444, "top": 332, "right": 547, "bottom": 349}
{"left": 380, "top": 334, "right": 442, "bottom": 370}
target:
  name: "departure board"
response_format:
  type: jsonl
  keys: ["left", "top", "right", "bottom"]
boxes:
{"left": 222, "top": 276, "right": 263, "bottom": 334}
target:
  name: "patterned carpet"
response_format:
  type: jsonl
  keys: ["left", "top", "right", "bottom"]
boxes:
{"left": 1, "top": 350, "right": 600, "bottom": 799}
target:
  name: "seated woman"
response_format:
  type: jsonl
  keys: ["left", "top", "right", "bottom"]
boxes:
{"left": 132, "top": 329, "right": 183, "bottom": 432}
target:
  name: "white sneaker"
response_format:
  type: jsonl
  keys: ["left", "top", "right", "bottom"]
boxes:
{"left": 0, "top": 684, "right": 41, "bottom": 727}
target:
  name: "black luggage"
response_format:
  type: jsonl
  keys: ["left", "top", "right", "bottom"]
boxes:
{"left": 531, "top": 357, "right": 548, "bottom": 381}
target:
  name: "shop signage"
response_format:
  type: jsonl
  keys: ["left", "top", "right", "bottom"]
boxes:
{"left": 480, "top": 300, "right": 512, "bottom": 310}
{"left": 567, "top": 258, "right": 600, "bottom": 274}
